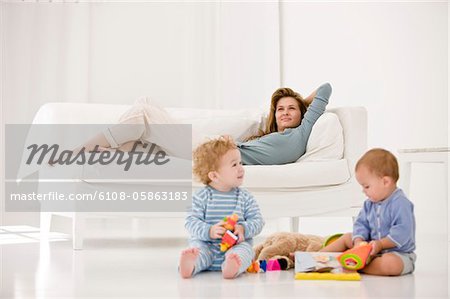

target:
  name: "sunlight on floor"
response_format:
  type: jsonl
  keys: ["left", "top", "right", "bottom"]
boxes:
{"left": 0, "top": 225, "right": 70, "bottom": 245}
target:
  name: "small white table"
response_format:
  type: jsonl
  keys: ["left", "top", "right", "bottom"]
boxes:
{"left": 398, "top": 147, "right": 449, "bottom": 243}
{"left": 398, "top": 147, "right": 449, "bottom": 197}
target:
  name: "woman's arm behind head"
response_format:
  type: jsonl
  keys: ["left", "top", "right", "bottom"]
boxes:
{"left": 303, "top": 89, "right": 317, "bottom": 107}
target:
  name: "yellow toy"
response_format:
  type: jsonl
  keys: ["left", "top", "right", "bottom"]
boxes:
{"left": 223, "top": 214, "right": 238, "bottom": 230}
{"left": 294, "top": 272, "right": 361, "bottom": 281}
{"left": 323, "top": 233, "right": 344, "bottom": 248}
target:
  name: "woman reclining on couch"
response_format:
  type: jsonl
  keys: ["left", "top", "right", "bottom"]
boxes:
{"left": 80, "top": 82, "right": 332, "bottom": 165}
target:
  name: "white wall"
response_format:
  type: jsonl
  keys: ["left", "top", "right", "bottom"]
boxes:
{"left": 281, "top": 2, "right": 447, "bottom": 152}
{"left": 2, "top": 2, "right": 280, "bottom": 124}
{"left": 89, "top": 2, "right": 280, "bottom": 109}
{"left": 3, "top": 2, "right": 446, "bottom": 147}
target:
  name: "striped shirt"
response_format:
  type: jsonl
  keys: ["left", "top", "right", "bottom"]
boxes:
{"left": 185, "top": 186, "right": 265, "bottom": 244}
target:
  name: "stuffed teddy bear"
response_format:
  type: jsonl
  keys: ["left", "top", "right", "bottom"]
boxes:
{"left": 253, "top": 232, "right": 326, "bottom": 270}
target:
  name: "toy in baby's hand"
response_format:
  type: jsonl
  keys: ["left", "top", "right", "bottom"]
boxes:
{"left": 338, "top": 241, "right": 373, "bottom": 270}
{"left": 220, "top": 214, "right": 239, "bottom": 252}
{"left": 220, "top": 231, "right": 239, "bottom": 252}
{"left": 222, "top": 214, "right": 238, "bottom": 230}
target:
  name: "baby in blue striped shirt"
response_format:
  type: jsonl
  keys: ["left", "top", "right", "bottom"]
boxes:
{"left": 179, "top": 136, "right": 265, "bottom": 279}
{"left": 321, "top": 148, "right": 416, "bottom": 276}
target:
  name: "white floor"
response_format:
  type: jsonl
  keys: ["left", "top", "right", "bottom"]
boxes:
{"left": 0, "top": 218, "right": 448, "bottom": 299}
{"left": 1, "top": 163, "right": 448, "bottom": 298}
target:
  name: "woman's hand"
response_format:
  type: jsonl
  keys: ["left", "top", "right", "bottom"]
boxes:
{"left": 303, "top": 89, "right": 317, "bottom": 106}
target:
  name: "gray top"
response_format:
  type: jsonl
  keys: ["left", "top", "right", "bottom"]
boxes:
{"left": 237, "top": 82, "right": 332, "bottom": 165}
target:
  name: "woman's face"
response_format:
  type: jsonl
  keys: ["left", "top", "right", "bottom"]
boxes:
{"left": 275, "top": 97, "right": 301, "bottom": 132}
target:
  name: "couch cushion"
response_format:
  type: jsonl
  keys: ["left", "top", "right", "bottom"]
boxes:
{"left": 187, "top": 117, "right": 260, "bottom": 148}
{"left": 167, "top": 107, "right": 264, "bottom": 147}
{"left": 241, "top": 159, "right": 350, "bottom": 189}
{"left": 191, "top": 159, "right": 351, "bottom": 189}
{"left": 297, "top": 112, "right": 344, "bottom": 162}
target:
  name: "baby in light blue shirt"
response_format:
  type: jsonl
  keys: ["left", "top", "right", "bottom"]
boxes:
{"left": 321, "top": 148, "right": 416, "bottom": 276}
{"left": 179, "top": 136, "right": 264, "bottom": 279}
{"left": 353, "top": 188, "right": 415, "bottom": 254}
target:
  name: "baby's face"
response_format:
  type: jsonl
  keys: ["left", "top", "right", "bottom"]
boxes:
{"left": 214, "top": 149, "right": 245, "bottom": 190}
{"left": 355, "top": 166, "right": 393, "bottom": 202}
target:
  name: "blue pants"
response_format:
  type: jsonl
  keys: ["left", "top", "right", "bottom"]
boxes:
{"left": 189, "top": 240, "right": 254, "bottom": 277}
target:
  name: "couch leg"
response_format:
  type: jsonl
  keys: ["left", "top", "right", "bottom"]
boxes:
{"left": 290, "top": 217, "right": 299, "bottom": 232}
{"left": 40, "top": 212, "right": 52, "bottom": 238}
{"left": 73, "top": 214, "right": 85, "bottom": 250}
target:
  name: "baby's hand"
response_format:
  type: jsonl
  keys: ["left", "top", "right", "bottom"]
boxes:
{"left": 209, "top": 221, "right": 226, "bottom": 239}
{"left": 369, "top": 240, "right": 382, "bottom": 256}
{"left": 234, "top": 224, "right": 245, "bottom": 243}
{"left": 353, "top": 238, "right": 365, "bottom": 248}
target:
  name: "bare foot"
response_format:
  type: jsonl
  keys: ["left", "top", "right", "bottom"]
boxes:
{"left": 222, "top": 253, "right": 242, "bottom": 279}
{"left": 179, "top": 248, "right": 199, "bottom": 279}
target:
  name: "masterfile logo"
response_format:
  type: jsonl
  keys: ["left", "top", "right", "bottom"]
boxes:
{"left": 26, "top": 142, "right": 170, "bottom": 171}
{"left": 4, "top": 124, "right": 192, "bottom": 212}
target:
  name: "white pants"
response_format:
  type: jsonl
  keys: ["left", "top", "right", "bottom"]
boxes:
{"left": 103, "top": 97, "right": 191, "bottom": 159}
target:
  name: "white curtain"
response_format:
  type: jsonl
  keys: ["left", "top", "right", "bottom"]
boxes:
{"left": 2, "top": 1, "right": 280, "bottom": 124}
{"left": 3, "top": 3, "right": 90, "bottom": 123}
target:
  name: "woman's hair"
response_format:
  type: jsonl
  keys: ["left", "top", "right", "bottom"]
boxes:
{"left": 245, "top": 87, "right": 308, "bottom": 141}
{"left": 192, "top": 135, "right": 237, "bottom": 185}
{"left": 355, "top": 148, "right": 400, "bottom": 183}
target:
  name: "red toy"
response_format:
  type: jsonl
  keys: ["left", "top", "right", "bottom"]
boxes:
{"left": 338, "top": 242, "right": 372, "bottom": 270}
{"left": 220, "top": 230, "right": 238, "bottom": 252}
{"left": 220, "top": 214, "right": 239, "bottom": 252}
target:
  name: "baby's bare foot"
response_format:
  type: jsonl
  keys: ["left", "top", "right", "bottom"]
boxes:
{"left": 222, "top": 253, "right": 242, "bottom": 279}
{"left": 179, "top": 248, "right": 199, "bottom": 279}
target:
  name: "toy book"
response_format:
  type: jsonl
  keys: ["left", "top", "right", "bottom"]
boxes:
{"left": 294, "top": 252, "right": 361, "bottom": 281}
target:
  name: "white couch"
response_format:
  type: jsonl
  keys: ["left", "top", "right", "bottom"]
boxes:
{"left": 32, "top": 103, "right": 367, "bottom": 249}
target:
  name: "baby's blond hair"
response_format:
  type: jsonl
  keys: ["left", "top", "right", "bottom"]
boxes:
{"left": 192, "top": 135, "right": 237, "bottom": 185}
{"left": 355, "top": 148, "right": 399, "bottom": 182}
